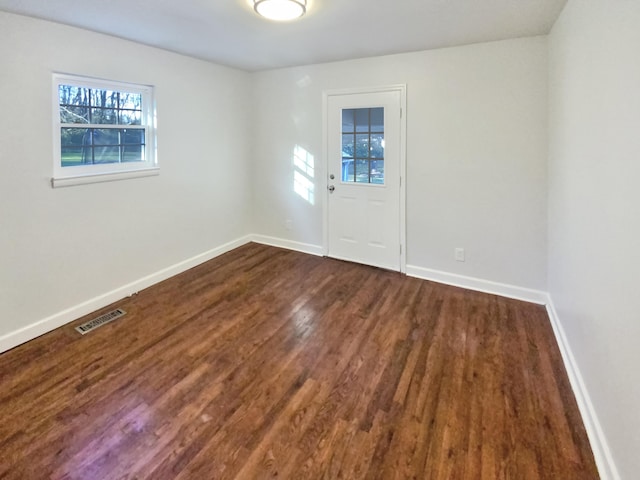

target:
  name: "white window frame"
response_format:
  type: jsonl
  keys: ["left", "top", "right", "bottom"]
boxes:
{"left": 51, "top": 73, "right": 158, "bottom": 188}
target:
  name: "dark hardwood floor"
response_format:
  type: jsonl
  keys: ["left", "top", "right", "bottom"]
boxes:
{"left": 0, "top": 243, "right": 598, "bottom": 479}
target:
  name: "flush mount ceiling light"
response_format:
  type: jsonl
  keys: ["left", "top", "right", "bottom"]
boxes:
{"left": 254, "top": 0, "right": 306, "bottom": 21}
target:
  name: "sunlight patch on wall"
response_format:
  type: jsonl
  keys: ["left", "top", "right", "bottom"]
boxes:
{"left": 293, "top": 145, "right": 315, "bottom": 205}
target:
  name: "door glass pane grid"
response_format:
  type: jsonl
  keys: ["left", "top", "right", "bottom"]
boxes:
{"left": 341, "top": 107, "right": 384, "bottom": 184}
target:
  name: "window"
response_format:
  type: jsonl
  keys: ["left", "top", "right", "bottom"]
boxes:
{"left": 52, "top": 74, "right": 157, "bottom": 187}
{"left": 341, "top": 107, "right": 384, "bottom": 185}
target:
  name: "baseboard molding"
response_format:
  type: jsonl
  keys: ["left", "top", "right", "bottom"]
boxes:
{"left": 0, "top": 235, "right": 253, "bottom": 354}
{"left": 250, "top": 234, "right": 324, "bottom": 257}
{"left": 545, "top": 297, "right": 620, "bottom": 480}
{"left": 405, "top": 265, "right": 547, "bottom": 304}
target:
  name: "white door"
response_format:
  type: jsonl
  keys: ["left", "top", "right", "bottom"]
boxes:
{"left": 326, "top": 88, "right": 403, "bottom": 271}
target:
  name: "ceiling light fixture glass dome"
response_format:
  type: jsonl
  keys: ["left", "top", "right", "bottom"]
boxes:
{"left": 253, "top": 0, "right": 306, "bottom": 21}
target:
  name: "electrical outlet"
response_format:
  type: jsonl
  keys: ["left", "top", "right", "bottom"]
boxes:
{"left": 455, "top": 248, "right": 465, "bottom": 262}
{"left": 285, "top": 219, "right": 293, "bottom": 230}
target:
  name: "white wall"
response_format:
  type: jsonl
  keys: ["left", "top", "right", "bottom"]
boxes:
{"left": 548, "top": 1, "right": 640, "bottom": 478}
{"left": 0, "top": 12, "right": 251, "bottom": 345}
{"left": 250, "top": 37, "right": 548, "bottom": 293}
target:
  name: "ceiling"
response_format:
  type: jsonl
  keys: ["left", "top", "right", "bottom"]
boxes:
{"left": 0, "top": 0, "right": 567, "bottom": 72}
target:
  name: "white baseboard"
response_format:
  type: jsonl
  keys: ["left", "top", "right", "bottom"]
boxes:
{"left": 405, "top": 265, "right": 547, "bottom": 304}
{"left": 250, "top": 234, "right": 324, "bottom": 257}
{"left": 0, "top": 235, "right": 253, "bottom": 354}
{"left": 545, "top": 297, "right": 620, "bottom": 480}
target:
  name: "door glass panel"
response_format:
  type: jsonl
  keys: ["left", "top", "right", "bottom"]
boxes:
{"left": 355, "top": 134, "right": 369, "bottom": 158}
{"left": 341, "top": 107, "right": 384, "bottom": 184}
{"left": 370, "top": 133, "right": 384, "bottom": 158}
{"left": 355, "top": 159, "right": 369, "bottom": 183}
{"left": 371, "top": 160, "right": 384, "bottom": 184}
{"left": 370, "top": 108, "right": 384, "bottom": 132}
{"left": 342, "top": 134, "right": 354, "bottom": 157}
{"left": 341, "top": 158, "right": 354, "bottom": 182}
{"left": 342, "top": 109, "right": 355, "bottom": 132}
{"left": 355, "top": 109, "right": 369, "bottom": 132}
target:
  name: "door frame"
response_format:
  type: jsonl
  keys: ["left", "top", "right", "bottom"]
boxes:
{"left": 322, "top": 84, "right": 407, "bottom": 273}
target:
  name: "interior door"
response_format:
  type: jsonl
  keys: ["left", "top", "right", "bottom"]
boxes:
{"left": 327, "top": 89, "right": 402, "bottom": 271}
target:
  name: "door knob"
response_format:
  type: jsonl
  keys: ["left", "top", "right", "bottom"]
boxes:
{"left": 328, "top": 185, "right": 335, "bottom": 192}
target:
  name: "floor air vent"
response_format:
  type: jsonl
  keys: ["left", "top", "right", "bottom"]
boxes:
{"left": 75, "top": 308, "right": 126, "bottom": 335}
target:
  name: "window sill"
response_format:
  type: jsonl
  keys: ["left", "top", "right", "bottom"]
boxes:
{"left": 51, "top": 167, "right": 159, "bottom": 188}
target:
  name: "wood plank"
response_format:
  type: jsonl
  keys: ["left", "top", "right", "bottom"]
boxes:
{"left": 0, "top": 243, "right": 600, "bottom": 479}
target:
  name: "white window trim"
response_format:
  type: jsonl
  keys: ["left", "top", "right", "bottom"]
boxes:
{"left": 51, "top": 73, "right": 157, "bottom": 188}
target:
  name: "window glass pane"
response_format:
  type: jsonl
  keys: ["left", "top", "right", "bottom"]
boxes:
{"left": 59, "top": 86, "right": 89, "bottom": 107}
{"left": 371, "top": 160, "right": 384, "bottom": 184}
{"left": 355, "top": 134, "right": 369, "bottom": 158}
{"left": 92, "top": 129, "right": 120, "bottom": 146}
{"left": 122, "top": 129, "right": 145, "bottom": 145}
{"left": 342, "top": 109, "right": 354, "bottom": 132}
{"left": 93, "top": 146, "right": 120, "bottom": 164}
{"left": 61, "top": 147, "right": 85, "bottom": 167}
{"left": 355, "top": 159, "right": 369, "bottom": 183}
{"left": 355, "top": 109, "right": 369, "bottom": 133}
{"left": 91, "top": 108, "right": 117, "bottom": 124}
{"left": 61, "top": 128, "right": 87, "bottom": 147}
{"left": 341, "top": 134, "right": 354, "bottom": 158}
{"left": 371, "top": 108, "right": 384, "bottom": 132}
{"left": 341, "top": 158, "right": 354, "bottom": 182}
{"left": 119, "top": 92, "right": 142, "bottom": 110}
{"left": 122, "top": 145, "right": 144, "bottom": 162}
{"left": 61, "top": 128, "right": 145, "bottom": 167}
{"left": 60, "top": 106, "right": 89, "bottom": 124}
{"left": 91, "top": 89, "right": 118, "bottom": 109}
{"left": 119, "top": 110, "right": 142, "bottom": 125}
{"left": 370, "top": 133, "right": 384, "bottom": 158}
